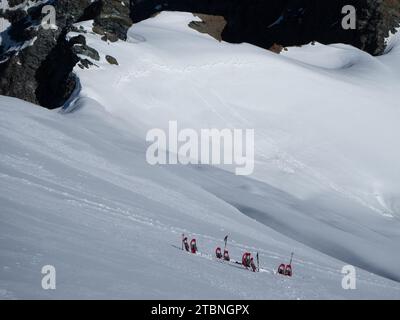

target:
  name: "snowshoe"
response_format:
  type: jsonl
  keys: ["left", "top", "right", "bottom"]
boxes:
{"left": 223, "top": 249, "right": 230, "bottom": 261}
{"left": 215, "top": 247, "right": 222, "bottom": 259}
{"left": 285, "top": 264, "right": 292, "bottom": 277}
{"left": 278, "top": 263, "right": 286, "bottom": 275}
{"left": 190, "top": 239, "right": 197, "bottom": 254}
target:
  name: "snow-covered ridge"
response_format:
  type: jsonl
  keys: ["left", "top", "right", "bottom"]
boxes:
{"left": 1, "top": 12, "right": 400, "bottom": 299}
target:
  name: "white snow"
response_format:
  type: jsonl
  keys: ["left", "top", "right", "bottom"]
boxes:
{"left": 0, "top": 18, "right": 11, "bottom": 46}
{"left": 1, "top": 12, "right": 400, "bottom": 299}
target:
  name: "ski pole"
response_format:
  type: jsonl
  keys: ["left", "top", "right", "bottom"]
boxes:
{"left": 181, "top": 234, "right": 184, "bottom": 250}
{"left": 256, "top": 252, "right": 260, "bottom": 272}
{"left": 224, "top": 235, "right": 228, "bottom": 251}
{"left": 289, "top": 252, "right": 294, "bottom": 265}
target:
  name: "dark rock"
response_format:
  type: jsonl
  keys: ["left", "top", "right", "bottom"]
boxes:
{"left": 0, "top": 0, "right": 133, "bottom": 109}
{"left": 78, "top": 0, "right": 104, "bottom": 22}
{"left": 69, "top": 35, "right": 101, "bottom": 67}
{"left": 79, "top": 58, "right": 95, "bottom": 69}
{"left": 92, "top": 25, "right": 106, "bottom": 36}
{"left": 0, "top": 27, "right": 64, "bottom": 106}
{"left": 2, "top": 8, "right": 31, "bottom": 44}
{"left": 94, "top": 0, "right": 132, "bottom": 41}
{"left": 35, "top": 30, "right": 80, "bottom": 109}
{"left": 189, "top": 14, "right": 227, "bottom": 41}
{"left": 72, "top": 43, "right": 100, "bottom": 61}
{"left": 69, "top": 35, "right": 87, "bottom": 46}
{"left": 101, "top": 33, "right": 119, "bottom": 42}
{"left": 105, "top": 55, "right": 119, "bottom": 65}
{"left": 8, "top": 0, "right": 25, "bottom": 8}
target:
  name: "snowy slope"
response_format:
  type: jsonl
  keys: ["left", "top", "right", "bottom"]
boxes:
{"left": 1, "top": 13, "right": 400, "bottom": 299}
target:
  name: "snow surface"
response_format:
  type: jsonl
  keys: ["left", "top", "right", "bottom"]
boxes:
{"left": 1, "top": 13, "right": 400, "bottom": 299}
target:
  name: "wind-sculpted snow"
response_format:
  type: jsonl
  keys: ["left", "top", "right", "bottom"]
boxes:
{"left": 1, "top": 13, "right": 400, "bottom": 298}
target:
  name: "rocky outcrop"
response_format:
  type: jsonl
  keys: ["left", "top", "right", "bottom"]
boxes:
{"left": 93, "top": 0, "right": 132, "bottom": 41}
{"left": 0, "top": 0, "right": 132, "bottom": 109}
{"left": 358, "top": 0, "right": 400, "bottom": 55}
{"left": 189, "top": 14, "right": 227, "bottom": 41}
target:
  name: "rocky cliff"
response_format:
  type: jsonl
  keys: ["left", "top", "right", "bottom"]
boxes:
{"left": 0, "top": 0, "right": 132, "bottom": 109}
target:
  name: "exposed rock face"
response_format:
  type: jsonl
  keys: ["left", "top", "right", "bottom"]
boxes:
{"left": 379, "top": 0, "right": 400, "bottom": 50}
{"left": 358, "top": 0, "right": 400, "bottom": 55}
{"left": 93, "top": 0, "right": 132, "bottom": 41}
{"left": 0, "top": 0, "right": 132, "bottom": 109}
{"left": 189, "top": 14, "right": 227, "bottom": 41}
